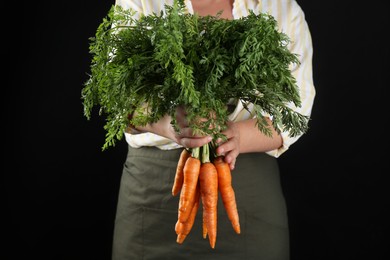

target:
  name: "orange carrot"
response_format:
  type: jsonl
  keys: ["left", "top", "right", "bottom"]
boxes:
{"left": 175, "top": 219, "right": 182, "bottom": 235}
{"left": 213, "top": 156, "right": 241, "bottom": 234}
{"left": 172, "top": 148, "right": 191, "bottom": 196}
{"left": 202, "top": 210, "right": 208, "bottom": 239}
{"left": 199, "top": 161, "right": 218, "bottom": 249}
{"left": 176, "top": 182, "right": 201, "bottom": 244}
{"left": 178, "top": 150, "right": 201, "bottom": 223}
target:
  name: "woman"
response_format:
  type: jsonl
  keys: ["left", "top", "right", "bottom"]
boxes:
{"left": 112, "top": 0, "right": 315, "bottom": 259}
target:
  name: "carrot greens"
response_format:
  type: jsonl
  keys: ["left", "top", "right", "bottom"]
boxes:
{"left": 81, "top": 0, "right": 308, "bottom": 150}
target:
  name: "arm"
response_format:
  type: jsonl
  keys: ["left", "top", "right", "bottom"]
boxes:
{"left": 132, "top": 109, "right": 212, "bottom": 149}
{"left": 265, "top": 1, "right": 316, "bottom": 157}
{"left": 214, "top": 118, "right": 282, "bottom": 170}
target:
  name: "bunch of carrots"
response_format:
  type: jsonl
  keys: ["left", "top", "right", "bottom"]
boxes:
{"left": 171, "top": 143, "right": 240, "bottom": 249}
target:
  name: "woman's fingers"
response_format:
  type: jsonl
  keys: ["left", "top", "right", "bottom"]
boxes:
{"left": 175, "top": 127, "right": 212, "bottom": 148}
{"left": 224, "top": 151, "right": 239, "bottom": 170}
{"left": 215, "top": 122, "right": 240, "bottom": 170}
{"left": 180, "top": 136, "right": 212, "bottom": 149}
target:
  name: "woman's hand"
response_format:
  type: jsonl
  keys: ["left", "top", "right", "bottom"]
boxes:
{"left": 216, "top": 118, "right": 284, "bottom": 170}
{"left": 174, "top": 106, "right": 241, "bottom": 170}
{"left": 132, "top": 106, "right": 211, "bottom": 149}
{"left": 135, "top": 105, "right": 282, "bottom": 170}
{"left": 173, "top": 106, "right": 212, "bottom": 149}
{"left": 215, "top": 121, "right": 240, "bottom": 170}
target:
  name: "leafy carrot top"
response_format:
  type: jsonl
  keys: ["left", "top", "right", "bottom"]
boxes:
{"left": 82, "top": 0, "right": 309, "bottom": 150}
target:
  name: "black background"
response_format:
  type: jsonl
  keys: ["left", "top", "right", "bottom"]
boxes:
{"left": 5, "top": 1, "right": 388, "bottom": 259}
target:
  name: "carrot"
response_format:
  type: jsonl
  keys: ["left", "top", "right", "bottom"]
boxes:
{"left": 176, "top": 182, "right": 201, "bottom": 244}
{"left": 172, "top": 148, "right": 191, "bottom": 196}
{"left": 178, "top": 149, "right": 201, "bottom": 223}
{"left": 175, "top": 219, "right": 182, "bottom": 235}
{"left": 202, "top": 211, "right": 208, "bottom": 239}
{"left": 213, "top": 156, "right": 241, "bottom": 234}
{"left": 199, "top": 145, "right": 218, "bottom": 248}
{"left": 199, "top": 161, "right": 218, "bottom": 249}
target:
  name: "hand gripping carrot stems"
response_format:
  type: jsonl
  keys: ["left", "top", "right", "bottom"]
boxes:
{"left": 84, "top": 0, "right": 308, "bottom": 251}
{"left": 173, "top": 144, "right": 240, "bottom": 249}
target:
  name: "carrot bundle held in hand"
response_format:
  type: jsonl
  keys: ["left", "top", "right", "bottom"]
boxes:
{"left": 173, "top": 144, "right": 240, "bottom": 249}
{"left": 83, "top": 0, "right": 310, "bottom": 250}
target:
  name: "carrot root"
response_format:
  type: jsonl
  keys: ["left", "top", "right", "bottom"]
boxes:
{"left": 199, "top": 162, "right": 218, "bottom": 249}
{"left": 176, "top": 182, "right": 200, "bottom": 244}
{"left": 214, "top": 156, "right": 241, "bottom": 235}
{"left": 174, "top": 147, "right": 241, "bottom": 248}
{"left": 178, "top": 156, "right": 201, "bottom": 223}
{"left": 202, "top": 210, "right": 208, "bottom": 239}
{"left": 172, "top": 149, "right": 191, "bottom": 196}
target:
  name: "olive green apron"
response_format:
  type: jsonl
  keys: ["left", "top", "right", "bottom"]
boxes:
{"left": 112, "top": 146, "right": 289, "bottom": 260}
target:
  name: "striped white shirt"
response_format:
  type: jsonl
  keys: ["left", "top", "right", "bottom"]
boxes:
{"left": 116, "top": 0, "right": 316, "bottom": 157}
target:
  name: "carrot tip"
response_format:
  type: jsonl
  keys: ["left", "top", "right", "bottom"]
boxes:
{"left": 176, "top": 234, "right": 187, "bottom": 244}
{"left": 208, "top": 238, "right": 216, "bottom": 249}
{"left": 234, "top": 226, "right": 241, "bottom": 234}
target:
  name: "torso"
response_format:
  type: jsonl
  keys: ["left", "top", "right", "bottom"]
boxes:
{"left": 190, "top": 0, "right": 234, "bottom": 19}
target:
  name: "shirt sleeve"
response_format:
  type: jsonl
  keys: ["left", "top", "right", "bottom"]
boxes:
{"left": 265, "top": 0, "right": 316, "bottom": 158}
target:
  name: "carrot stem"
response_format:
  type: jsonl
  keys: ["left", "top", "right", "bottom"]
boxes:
{"left": 191, "top": 146, "right": 200, "bottom": 159}
{"left": 201, "top": 144, "right": 210, "bottom": 164}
